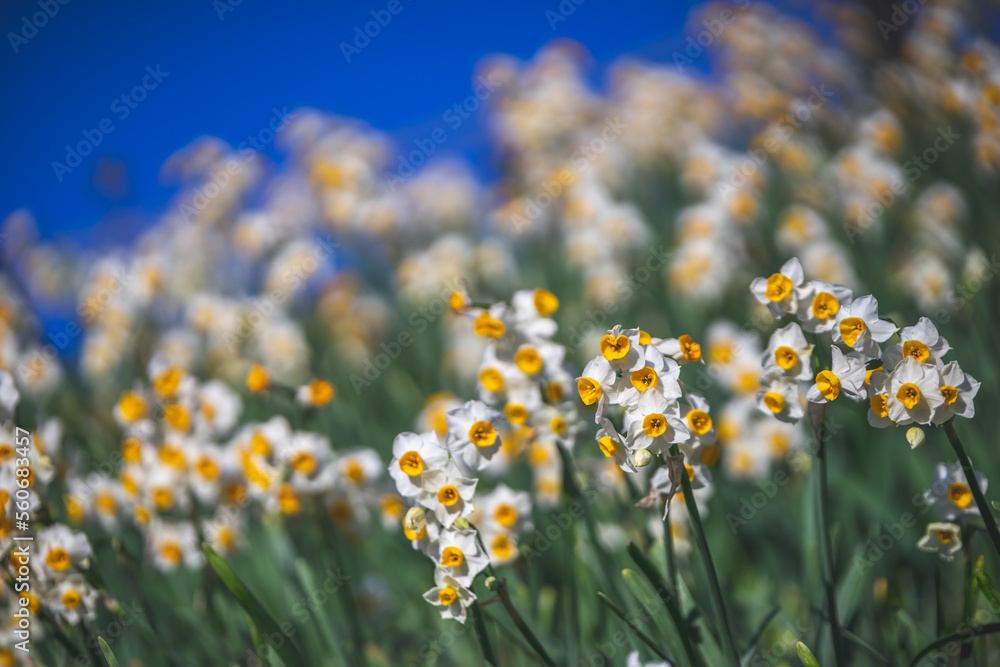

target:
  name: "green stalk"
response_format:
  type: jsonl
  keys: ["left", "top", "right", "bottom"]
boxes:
{"left": 943, "top": 419, "right": 1000, "bottom": 563}
{"left": 812, "top": 403, "right": 846, "bottom": 665}
{"left": 470, "top": 599, "right": 498, "bottom": 666}
{"left": 597, "top": 592, "right": 672, "bottom": 662}
{"left": 671, "top": 444, "right": 740, "bottom": 665}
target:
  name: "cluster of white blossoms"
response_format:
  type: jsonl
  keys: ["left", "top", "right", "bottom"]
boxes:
{"left": 750, "top": 257, "right": 980, "bottom": 430}
{"left": 916, "top": 461, "right": 990, "bottom": 562}
{"left": 389, "top": 288, "right": 567, "bottom": 623}
{"left": 576, "top": 323, "right": 717, "bottom": 507}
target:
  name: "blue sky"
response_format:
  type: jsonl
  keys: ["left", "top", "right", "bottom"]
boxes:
{"left": 1, "top": 0, "right": 717, "bottom": 247}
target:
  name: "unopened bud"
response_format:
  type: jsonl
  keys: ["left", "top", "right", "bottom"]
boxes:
{"left": 404, "top": 507, "right": 426, "bottom": 534}
{"left": 634, "top": 449, "right": 652, "bottom": 468}
{"left": 453, "top": 517, "right": 471, "bottom": 530}
{"left": 485, "top": 576, "right": 499, "bottom": 591}
{"left": 906, "top": 427, "right": 925, "bottom": 449}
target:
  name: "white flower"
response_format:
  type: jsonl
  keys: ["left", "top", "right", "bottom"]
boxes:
{"left": 389, "top": 431, "right": 450, "bottom": 497}
{"left": 418, "top": 463, "right": 478, "bottom": 526}
{"left": 434, "top": 527, "right": 490, "bottom": 586}
{"left": 147, "top": 519, "right": 202, "bottom": 572}
{"left": 886, "top": 358, "right": 944, "bottom": 425}
{"left": 46, "top": 574, "right": 99, "bottom": 625}
{"left": 479, "top": 484, "right": 533, "bottom": 533}
{"left": 680, "top": 393, "right": 717, "bottom": 447}
{"left": 446, "top": 400, "right": 503, "bottom": 472}
{"left": 882, "top": 317, "right": 951, "bottom": 369}
{"left": 422, "top": 567, "right": 477, "bottom": 624}
{"left": 598, "top": 325, "right": 644, "bottom": 372}
{"left": 794, "top": 280, "right": 853, "bottom": 334}
{"left": 617, "top": 346, "right": 682, "bottom": 408}
{"left": 623, "top": 391, "right": 689, "bottom": 454}
{"left": 0, "top": 370, "right": 19, "bottom": 420}
{"left": 196, "top": 380, "right": 243, "bottom": 435}
{"left": 595, "top": 418, "right": 637, "bottom": 473}
{"left": 932, "top": 361, "right": 979, "bottom": 424}
{"left": 923, "top": 461, "right": 988, "bottom": 520}
{"left": 576, "top": 356, "right": 619, "bottom": 423}
{"left": 750, "top": 257, "right": 804, "bottom": 317}
{"left": 756, "top": 372, "right": 804, "bottom": 424}
{"left": 806, "top": 347, "right": 866, "bottom": 404}
{"left": 38, "top": 525, "right": 92, "bottom": 581}
{"left": 761, "top": 322, "right": 812, "bottom": 381}
{"left": 335, "top": 448, "right": 383, "bottom": 488}
{"left": 832, "top": 295, "right": 898, "bottom": 358}
{"left": 917, "top": 522, "right": 962, "bottom": 561}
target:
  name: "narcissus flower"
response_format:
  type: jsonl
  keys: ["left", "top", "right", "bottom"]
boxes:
{"left": 596, "top": 418, "right": 636, "bottom": 472}
{"left": 599, "top": 325, "right": 643, "bottom": 372}
{"left": 832, "top": 295, "right": 898, "bottom": 358}
{"left": 435, "top": 527, "right": 490, "bottom": 586}
{"left": 794, "top": 280, "right": 853, "bottom": 334}
{"left": 576, "top": 355, "right": 618, "bottom": 422}
{"left": 479, "top": 484, "right": 533, "bottom": 533}
{"left": 806, "top": 347, "right": 866, "bottom": 404}
{"left": 623, "top": 390, "right": 689, "bottom": 454}
{"left": 932, "top": 361, "right": 980, "bottom": 424}
{"left": 762, "top": 322, "right": 812, "bottom": 381}
{"left": 923, "top": 461, "right": 988, "bottom": 520}
{"left": 882, "top": 317, "right": 951, "bottom": 368}
{"left": 886, "top": 358, "right": 945, "bottom": 425}
{"left": 446, "top": 400, "right": 503, "bottom": 472}
{"left": 38, "top": 525, "right": 92, "bottom": 580}
{"left": 756, "top": 372, "right": 804, "bottom": 424}
{"left": 422, "top": 568, "right": 477, "bottom": 624}
{"left": 750, "top": 257, "right": 804, "bottom": 317}
{"left": 45, "top": 574, "right": 99, "bottom": 625}
{"left": 389, "top": 431, "right": 450, "bottom": 497}
{"left": 917, "top": 522, "right": 962, "bottom": 561}
{"left": 418, "top": 464, "right": 478, "bottom": 525}
{"left": 296, "top": 378, "right": 336, "bottom": 407}
{"left": 617, "top": 346, "right": 682, "bottom": 408}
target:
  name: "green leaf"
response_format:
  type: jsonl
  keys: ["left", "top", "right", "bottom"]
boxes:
{"left": 974, "top": 558, "right": 1000, "bottom": 613}
{"left": 97, "top": 638, "right": 120, "bottom": 667}
{"left": 202, "top": 543, "right": 307, "bottom": 666}
{"left": 796, "top": 641, "right": 822, "bottom": 667}
{"left": 597, "top": 591, "right": 672, "bottom": 662}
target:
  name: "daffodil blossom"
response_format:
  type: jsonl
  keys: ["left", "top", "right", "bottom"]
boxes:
{"left": 617, "top": 345, "right": 682, "bottom": 408}
{"left": 576, "top": 355, "right": 619, "bottom": 423}
{"left": 832, "top": 295, "right": 898, "bottom": 359}
{"left": 931, "top": 360, "right": 979, "bottom": 424}
{"left": 881, "top": 317, "right": 951, "bottom": 368}
{"left": 923, "top": 461, "right": 988, "bottom": 520}
{"left": 917, "top": 522, "right": 963, "bottom": 561}
{"left": 794, "top": 279, "right": 853, "bottom": 334}
{"left": 756, "top": 371, "right": 804, "bottom": 424}
{"left": 478, "top": 483, "right": 533, "bottom": 533}
{"left": 750, "top": 256, "right": 804, "bottom": 318}
{"left": 623, "top": 390, "right": 690, "bottom": 454}
{"left": 445, "top": 400, "right": 503, "bottom": 472}
{"left": 599, "top": 325, "right": 644, "bottom": 372}
{"left": 806, "top": 347, "right": 866, "bottom": 404}
{"left": 417, "top": 464, "right": 478, "bottom": 525}
{"left": 389, "top": 431, "right": 450, "bottom": 497}
{"left": 886, "top": 357, "right": 944, "bottom": 425}
{"left": 434, "top": 527, "right": 490, "bottom": 586}
{"left": 422, "top": 568, "right": 477, "bottom": 624}
{"left": 761, "top": 322, "right": 812, "bottom": 381}
{"left": 595, "top": 418, "right": 637, "bottom": 472}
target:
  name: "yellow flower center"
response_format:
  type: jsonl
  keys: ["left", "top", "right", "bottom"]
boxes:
{"left": 399, "top": 451, "right": 424, "bottom": 476}
{"left": 152, "top": 367, "right": 183, "bottom": 398}
{"left": 903, "top": 340, "right": 930, "bottom": 363}
{"left": 196, "top": 456, "right": 220, "bottom": 481}
{"left": 642, "top": 413, "right": 667, "bottom": 438}
{"left": 122, "top": 437, "right": 142, "bottom": 464}
{"left": 118, "top": 392, "right": 146, "bottom": 421}
{"left": 598, "top": 436, "right": 618, "bottom": 458}
{"left": 279, "top": 484, "right": 300, "bottom": 515}
{"left": 480, "top": 368, "right": 505, "bottom": 393}
{"left": 700, "top": 444, "right": 721, "bottom": 466}
{"left": 865, "top": 367, "right": 885, "bottom": 385}
{"left": 46, "top": 547, "right": 71, "bottom": 571}
{"left": 763, "top": 392, "right": 785, "bottom": 414}
{"left": 441, "top": 546, "right": 465, "bottom": 567}
{"left": 839, "top": 317, "right": 867, "bottom": 347}
{"left": 533, "top": 288, "right": 559, "bottom": 316}
{"left": 765, "top": 273, "right": 793, "bottom": 301}
{"left": 600, "top": 334, "right": 631, "bottom": 361}
{"left": 811, "top": 292, "right": 840, "bottom": 319}
{"left": 473, "top": 312, "right": 506, "bottom": 338}
{"left": 62, "top": 589, "right": 82, "bottom": 609}
{"left": 709, "top": 341, "right": 733, "bottom": 365}
{"left": 291, "top": 451, "right": 317, "bottom": 475}
{"left": 438, "top": 586, "right": 458, "bottom": 606}
{"left": 492, "top": 534, "right": 514, "bottom": 560}
{"left": 448, "top": 291, "right": 468, "bottom": 313}
{"left": 160, "top": 540, "right": 182, "bottom": 565}
{"left": 437, "top": 485, "right": 460, "bottom": 506}
{"left": 308, "top": 379, "right": 335, "bottom": 406}
{"left": 774, "top": 346, "right": 798, "bottom": 370}
{"left": 153, "top": 488, "right": 174, "bottom": 510}
{"left": 468, "top": 421, "right": 497, "bottom": 448}
{"left": 870, "top": 394, "right": 888, "bottom": 418}
{"left": 246, "top": 365, "right": 271, "bottom": 393}
{"left": 344, "top": 460, "right": 365, "bottom": 483}
{"left": 937, "top": 529, "right": 955, "bottom": 544}
{"left": 896, "top": 383, "right": 922, "bottom": 409}
{"left": 638, "top": 330, "right": 652, "bottom": 345}
{"left": 159, "top": 443, "right": 186, "bottom": 469}
{"left": 577, "top": 378, "right": 602, "bottom": 406}
{"left": 686, "top": 409, "right": 713, "bottom": 436}
{"left": 630, "top": 367, "right": 658, "bottom": 392}
{"left": 940, "top": 385, "right": 958, "bottom": 405}
{"left": 550, "top": 416, "right": 567, "bottom": 435}
{"left": 514, "top": 346, "right": 543, "bottom": 375}
{"left": 815, "top": 370, "right": 841, "bottom": 401}
{"left": 494, "top": 503, "right": 518, "bottom": 528}
{"left": 96, "top": 491, "right": 117, "bottom": 514}
{"left": 679, "top": 334, "right": 702, "bottom": 362}
{"left": 250, "top": 432, "right": 271, "bottom": 456}
{"left": 505, "top": 403, "right": 528, "bottom": 425}
{"left": 948, "top": 482, "right": 972, "bottom": 508}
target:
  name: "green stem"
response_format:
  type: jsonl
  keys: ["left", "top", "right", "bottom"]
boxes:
{"left": 813, "top": 404, "right": 846, "bottom": 666}
{"left": 672, "top": 444, "right": 740, "bottom": 666}
{"left": 470, "top": 599, "right": 498, "bottom": 666}
{"left": 907, "top": 623, "right": 1000, "bottom": 667}
{"left": 495, "top": 578, "right": 557, "bottom": 667}
{"left": 943, "top": 419, "right": 1000, "bottom": 563}
{"left": 597, "top": 592, "right": 672, "bottom": 662}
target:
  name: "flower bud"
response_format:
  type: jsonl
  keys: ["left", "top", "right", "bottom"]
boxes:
{"left": 404, "top": 507, "right": 426, "bottom": 534}
{"left": 485, "top": 576, "right": 499, "bottom": 591}
{"left": 906, "top": 427, "right": 925, "bottom": 449}
{"left": 634, "top": 449, "right": 652, "bottom": 468}
{"left": 452, "top": 517, "right": 471, "bottom": 530}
